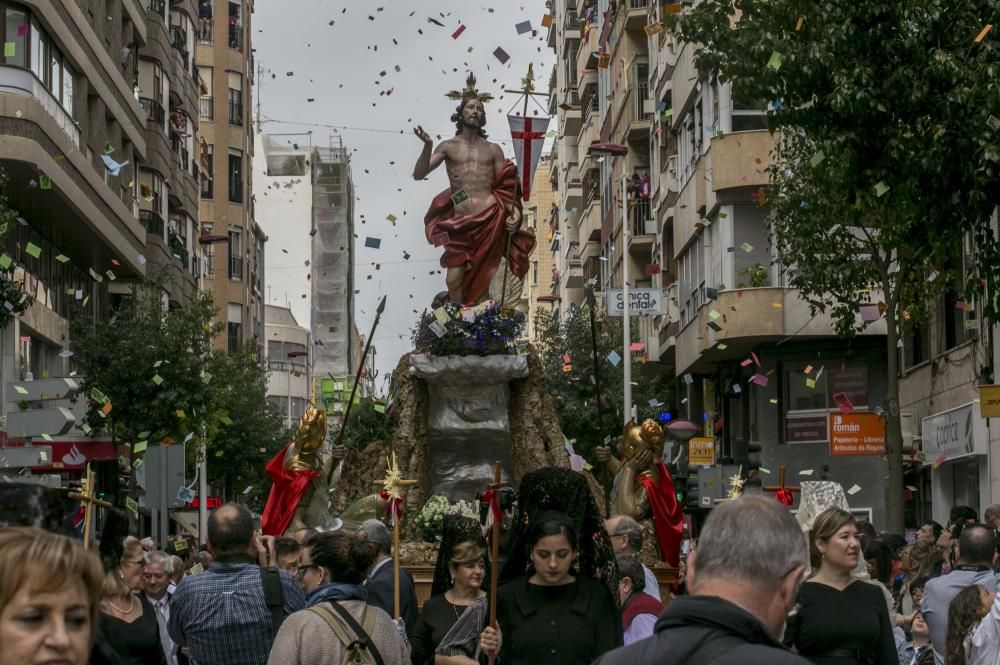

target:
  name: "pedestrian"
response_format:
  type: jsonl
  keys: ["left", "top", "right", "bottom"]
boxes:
{"left": 141, "top": 537, "right": 156, "bottom": 553}
{"left": 0, "top": 526, "right": 103, "bottom": 665}
{"left": 921, "top": 523, "right": 999, "bottom": 664}
{"left": 944, "top": 585, "right": 999, "bottom": 665}
{"left": 168, "top": 503, "right": 306, "bottom": 665}
{"left": 897, "top": 610, "right": 934, "bottom": 665}
{"left": 356, "top": 518, "right": 418, "bottom": 634}
{"left": 783, "top": 507, "right": 898, "bottom": 665}
{"left": 617, "top": 553, "right": 663, "bottom": 645}
{"left": 143, "top": 551, "right": 183, "bottom": 665}
{"left": 606, "top": 514, "right": 662, "bottom": 601}
{"left": 93, "top": 535, "right": 167, "bottom": 664}
{"left": 273, "top": 536, "right": 301, "bottom": 574}
{"left": 984, "top": 505, "right": 1000, "bottom": 533}
{"left": 268, "top": 531, "right": 409, "bottom": 665}
{"left": 168, "top": 555, "right": 185, "bottom": 593}
{"left": 595, "top": 495, "right": 810, "bottom": 664}
{"left": 411, "top": 515, "right": 489, "bottom": 665}
{"left": 918, "top": 521, "right": 945, "bottom": 545}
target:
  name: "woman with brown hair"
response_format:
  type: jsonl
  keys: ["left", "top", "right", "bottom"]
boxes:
{"left": 92, "top": 535, "right": 167, "bottom": 664}
{"left": 945, "top": 585, "right": 1000, "bottom": 665}
{"left": 783, "top": 507, "right": 897, "bottom": 665}
{"left": 0, "top": 526, "right": 104, "bottom": 665}
{"left": 410, "top": 515, "right": 490, "bottom": 665}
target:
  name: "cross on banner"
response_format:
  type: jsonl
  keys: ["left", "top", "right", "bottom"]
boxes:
{"left": 508, "top": 114, "right": 550, "bottom": 201}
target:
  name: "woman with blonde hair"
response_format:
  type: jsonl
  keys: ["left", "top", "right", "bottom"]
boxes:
{"left": 92, "top": 534, "right": 167, "bottom": 664}
{"left": 784, "top": 507, "right": 897, "bottom": 665}
{"left": 0, "top": 526, "right": 104, "bottom": 665}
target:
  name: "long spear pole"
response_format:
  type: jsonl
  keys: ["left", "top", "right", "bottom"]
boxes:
{"left": 327, "top": 294, "right": 387, "bottom": 485}
{"left": 586, "top": 285, "right": 610, "bottom": 517}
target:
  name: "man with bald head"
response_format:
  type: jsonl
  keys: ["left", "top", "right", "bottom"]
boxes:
{"left": 168, "top": 503, "right": 305, "bottom": 665}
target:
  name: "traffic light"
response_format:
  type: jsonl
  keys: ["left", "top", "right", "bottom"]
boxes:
{"left": 734, "top": 438, "right": 763, "bottom": 486}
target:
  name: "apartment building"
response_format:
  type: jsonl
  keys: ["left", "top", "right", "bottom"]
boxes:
{"left": 264, "top": 304, "right": 310, "bottom": 429}
{"left": 195, "top": 0, "right": 264, "bottom": 357}
{"left": 547, "top": 0, "right": 896, "bottom": 525}
{"left": 137, "top": 0, "right": 201, "bottom": 305}
{"left": 522, "top": 154, "right": 559, "bottom": 339}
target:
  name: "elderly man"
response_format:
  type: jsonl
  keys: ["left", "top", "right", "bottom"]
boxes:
{"left": 921, "top": 523, "right": 999, "bottom": 665}
{"left": 144, "top": 550, "right": 180, "bottom": 665}
{"left": 595, "top": 496, "right": 810, "bottom": 665}
{"left": 606, "top": 514, "right": 661, "bottom": 601}
{"left": 357, "top": 518, "right": 418, "bottom": 635}
{"left": 984, "top": 504, "right": 1000, "bottom": 531}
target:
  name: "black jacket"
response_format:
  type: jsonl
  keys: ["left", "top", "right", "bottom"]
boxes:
{"left": 365, "top": 558, "right": 418, "bottom": 636}
{"left": 594, "top": 595, "right": 812, "bottom": 665}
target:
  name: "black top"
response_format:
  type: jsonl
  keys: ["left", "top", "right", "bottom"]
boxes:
{"left": 497, "top": 575, "right": 621, "bottom": 665}
{"left": 365, "top": 560, "right": 418, "bottom": 636}
{"left": 784, "top": 580, "right": 898, "bottom": 665}
{"left": 410, "top": 593, "right": 481, "bottom": 665}
{"left": 594, "top": 595, "right": 810, "bottom": 665}
{"left": 92, "top": 595, "right": 167, "bottom": 665}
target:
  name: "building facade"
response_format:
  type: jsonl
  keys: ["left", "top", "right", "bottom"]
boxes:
{"left": 264, "top": 304, "right": 309, "bottom": 429}
{"left": 547, "top": 0, "right": 895, "bottom": 525}
{"left": 522, "top": 154, "right": 559, "bottom": 339}
{"left": 195, "top": 0, "right": 264, "bottom": 357}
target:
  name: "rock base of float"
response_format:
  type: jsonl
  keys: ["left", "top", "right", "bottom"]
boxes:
{"left": 329, "top": 348, "right": 607, "bottom": 542}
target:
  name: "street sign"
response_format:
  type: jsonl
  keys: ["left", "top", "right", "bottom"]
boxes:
{"left": 5, "top": 409, "right": 77, "bottom": 438}
{"left": 606, "top": 289, "right": 664, "bottom": 316}
{"left": 0, "top": 445, "right": 53, "bottom": 468}
{"left": 688, "top": 437, "right": 716, "bottom": 466}
{"left": 5, "top": 379, "right": 80, "bottom": 402}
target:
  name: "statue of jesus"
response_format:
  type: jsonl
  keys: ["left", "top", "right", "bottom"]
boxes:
{"left": 413, "top": 74, "right": 536, "bottom": 305}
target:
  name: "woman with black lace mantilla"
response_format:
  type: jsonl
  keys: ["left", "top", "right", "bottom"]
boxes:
{"left": 479, "top": 467, "right": 622, "bottom": 665}
{"left": 410, "top": 515, "right": 490, "bottom": 665}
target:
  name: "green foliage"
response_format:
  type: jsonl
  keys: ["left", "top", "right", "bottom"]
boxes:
{"left": 70, "top": 273, "right": 286, "bottom": 503}
{"left": 332, "top": 396, "right": 396, "bottom": 452}
{"left": 737, "top": 263, "right": 769, "bottom": 288}
{"left": 534, "top": 305, "right": 675, "bottom": 463}
{"left": 0, "top": 169, "right": 34, "bottom": 328}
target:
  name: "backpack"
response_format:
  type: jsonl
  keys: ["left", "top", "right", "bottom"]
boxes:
{"left": 260, "top": 566, "right": 286, "bottom": 634}
{"left": 308, "top": 601, "right": 386, "bottom": 665}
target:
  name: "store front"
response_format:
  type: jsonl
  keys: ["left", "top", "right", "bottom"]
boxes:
{"left": 921, "top": 402, "right": 990, "bottom": 524}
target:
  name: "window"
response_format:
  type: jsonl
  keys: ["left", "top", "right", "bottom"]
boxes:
{"left": 4, "top": 6, "right": 27, "bottom": 68}
{"left": 731, "top": 79, "right": 767, "bottom": 132}
{"left": 678, "top": 232, "right": 705, "bottom": 325}
{"left": 782, "top": 362, "right": 870, "bottom": 444}
{"left": 227, "top": 321, "right": 242, "bottom": 354}
{"left": 200, "top": 143, "right": 213, "bottom": 198}
{"left": 227, "top": 1, "right": 242, "bottom": 49}
{"left": 201, "top": 223, "right": 214, "bottom": 276}
{"left": 30, "top": 17, "right": 44, "bottom": 80}
{"left": 227, "top": 148, "right": 243, "bottom": 203}
{"left": 198, "top": 66, "right": 213, "bottom": 119}
{"left": 635, "top": 63, "right": 650, "bottom": 120}
{"left": 227, "top": 71, "right": 242, "bottom": 126}
{"left": 228, "top": 229, "right": 242, "bottom": 280}
{"left": 903, "top": 321, "right": 929, "bottom": 369}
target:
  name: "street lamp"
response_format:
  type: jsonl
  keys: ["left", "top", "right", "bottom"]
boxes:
{"left": 589, "top": 142, "right": 632, "bottom": 423}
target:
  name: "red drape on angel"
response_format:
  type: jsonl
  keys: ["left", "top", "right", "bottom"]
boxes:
{"left": 260, "top": 442, "right": 317, "bottom": 536}
{"left": 637, "top": 460, "right": 684, "bottom": 569}
{"left": 424, "top": 160, "right": 536, "bottom": 305}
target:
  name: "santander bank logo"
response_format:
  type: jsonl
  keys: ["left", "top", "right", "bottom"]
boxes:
{"left": 62, "top": 444, "right": 86, "bottom": 466}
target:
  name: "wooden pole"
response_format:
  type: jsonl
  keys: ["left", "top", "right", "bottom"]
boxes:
{"left": 68, "top": 464, "right": 111, "bottom": 550}
{"left": 488, "top": 460, "right": 505, "bottom": 665}
{"left": 372, "top": 452, "right": 417, "bottom": 621}
{"left": 392, "top": 516, "right": 401, "bottom": 619}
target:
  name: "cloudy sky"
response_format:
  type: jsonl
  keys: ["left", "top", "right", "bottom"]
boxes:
{"left": 252, "top": 0, "right": 556, "bottom": 392}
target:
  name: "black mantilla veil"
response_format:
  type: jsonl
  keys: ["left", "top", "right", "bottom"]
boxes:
{"left": 500, "top": 466, "right": 619, "bottom": 606}
{"left": 432, "top": 514, "right": 490, "bottom": 597}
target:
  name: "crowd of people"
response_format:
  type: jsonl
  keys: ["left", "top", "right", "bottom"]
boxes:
{"left": 3, "top": 478, "right": 1000, "bottom": 665}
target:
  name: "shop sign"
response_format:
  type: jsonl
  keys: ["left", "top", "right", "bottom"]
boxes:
{"left": 979, "top": 385, "right": 1000, "bottom": 418}
{"left": 688, "top": 437, "right": 715, "bottom": 466}
{"left": 785, "top": 414, "right": 828, "bottom": 444}
{"left": 829, "top": 412, "right": 885, "bottom": 456}
{"left": 922, "top": 402, "right": 986, "bottom": 465}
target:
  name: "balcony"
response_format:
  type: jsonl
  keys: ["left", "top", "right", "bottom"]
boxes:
{"left": 564, "top": 10, "right": 581, "bottom": 42}
{"left": 561, "top": 88, "right": 582, "bottom": 136}
{"left": 199, "top": 96, "right": 213, "bottom": 120}
{"left": 229, "top": 256, "right": 243, "bottom": 280}
{"left": 708, "top": 129, "right": 774, "bottom": 192}
{"left": 197, "top": 18, "right": 213, "bottom": 44}
{"left": 139, "top": 97, "right": 166, "bottom": 129}
{"left": 578, "top": 195, "right": 602, "bottom": 242}
{"left": 583, "top": 256, "right": 602, "bottom": 291}
{"left": 228, "top": 100, "right": 243, "bottom": 126}
{"left": 140, "top": 209, "right": 165, "bottom": 236}
{"left": 148, "top": 0, "right": 166, "bottom": 16}
{"left": 169, "top": 26, "right": 190, "bottom": 64}
{"left": 228, "top": 24, "right": 243, "bottom": 50}
{"left": 624, "top": 0, "right": 649, "bottom": 33}
{"left": 0, "top": 66, "right": 80, "bottom": 146}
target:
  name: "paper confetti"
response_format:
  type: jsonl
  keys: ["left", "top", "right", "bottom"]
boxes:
{"left": 740, "top": 242, "right": 754, "bottom": 253}
{"left": 3, "top": 42, "right": 14, "bottom": 57}
{"left": 799, "top": 469, "right": 814, "bottom": 476}
{"left": 133, "top": 441, "right": 148, "bottom": 454}
{"left": 766, "top": 51, "right": 783, "bottom": 71}
{"left": 25, "top": 242, "right": 41, "bottom": 259}
{"left": 847, "top": 484, "right": 862, "bottom": 495}
{"left": 152, "top": 374, "right": 164, "bottom": 386}
{"left": 364, "top": 237, "right": 381, "bottom": 249}
{"left": 452, "top": 24, "right": 466, "bottom": 39}
{"left": 607, "top": 350, "right": 622, "bottom": 367}
{"left": 874, "top": 181, "right": 890, "bottom": 197}
{"left": 492, "top": 46, "right": 510, "bottom": 64}
{"left": 974, "top": 24, "right": 992, "bottom": 43}
{"left": 515, "top": 20, "right": 532, "bottom": 35}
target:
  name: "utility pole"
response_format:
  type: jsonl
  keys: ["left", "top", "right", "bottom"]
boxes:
{"left": 621, "top": 174, "right": 632, "bottom": 424}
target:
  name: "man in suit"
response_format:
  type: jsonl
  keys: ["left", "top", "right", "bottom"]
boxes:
{"left": 357, "top": 518, "right": 418, "bottom": 635}
{"left": 143, "top": 550, "right": 184, "bottom": 665}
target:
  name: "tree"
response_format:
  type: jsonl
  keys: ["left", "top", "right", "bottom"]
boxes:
{"left": 333, "top": 396, "right": 396, "bottom": 453}
{"left": 534, "top": 304, "right": 675, "bottom": 463}
{"left": 672, "top": 1, "right": 1000, "bottom": 530}
{"left": 71, "top": 273, "right": 285, "bottom": 509}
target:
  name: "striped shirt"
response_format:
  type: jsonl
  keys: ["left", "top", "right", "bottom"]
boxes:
{"left": 168, "top": 555, "right": 306, "bottom": 665}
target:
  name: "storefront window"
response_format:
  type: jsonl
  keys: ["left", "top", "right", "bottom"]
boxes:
{"left": 782, "top": 362, "right": 870, "bottom": 444}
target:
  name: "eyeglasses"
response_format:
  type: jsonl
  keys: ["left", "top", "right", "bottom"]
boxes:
{"left": 296, "top": 564, "right": 319, "bottom": 579}
{"left": 129, "top": 559, "right": 146, "bottom": 568}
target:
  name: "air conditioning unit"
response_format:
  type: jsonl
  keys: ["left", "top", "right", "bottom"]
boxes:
{"left": 899, "top": 410, "right": 914, "bottom": 447}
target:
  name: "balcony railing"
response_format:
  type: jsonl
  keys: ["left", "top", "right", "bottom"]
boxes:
{"left": 139, "top": 97, "right": 166, "bottom": 128}
{"left": 169, "top": 26, "right": 190, "bottom": 63}
{"left": 631, "top": 199, "right": 652, "bottom": 235}
{"left": 147, "top": 0, "right": 166, "bottom": 16}
{"left": 228, "top": 25, "right": 243, "bottom": 50}
{"left": 229, "top": 256, "right": 243, "bottom": 280}
{"left": 197, "top": 18, "right": 213, "bottom": 44}
{"left": 140, "top": 209, "right": 165, "bottom": 236}
{"left": 169, "top": 239, "right": 189, "bottom": 270}
{"left": 228, "top": 100, "right": 243, "bottom": 126}
{"left": 199, "top": 96, "right": 213, "bottom": 120}
{"left": 628, "top": 0, "right": 649, "bottom": 8}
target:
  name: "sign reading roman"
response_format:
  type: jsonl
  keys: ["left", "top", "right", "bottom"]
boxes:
{"left": 606, "top": 289, "right": 664, "bottom": 316}
{"left": 829, "top": 413, "right": 886, "bottom": 456}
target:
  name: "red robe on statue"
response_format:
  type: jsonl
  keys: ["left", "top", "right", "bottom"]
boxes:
{"left": 424, "top": 160, "right": 536, "bottom": 305}
{"left": 637, "top": 460, "right": 684, "bottom": 568}
{"left": 260, "top": 442, "right": 317, "bottom": 536}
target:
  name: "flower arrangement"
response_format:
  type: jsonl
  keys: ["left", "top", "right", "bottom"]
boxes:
{"left": 415, "top": 494, "right": 479, "bottom": 542}
{"left": 412, "top": 299, "right": 526, "bottom": 357}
